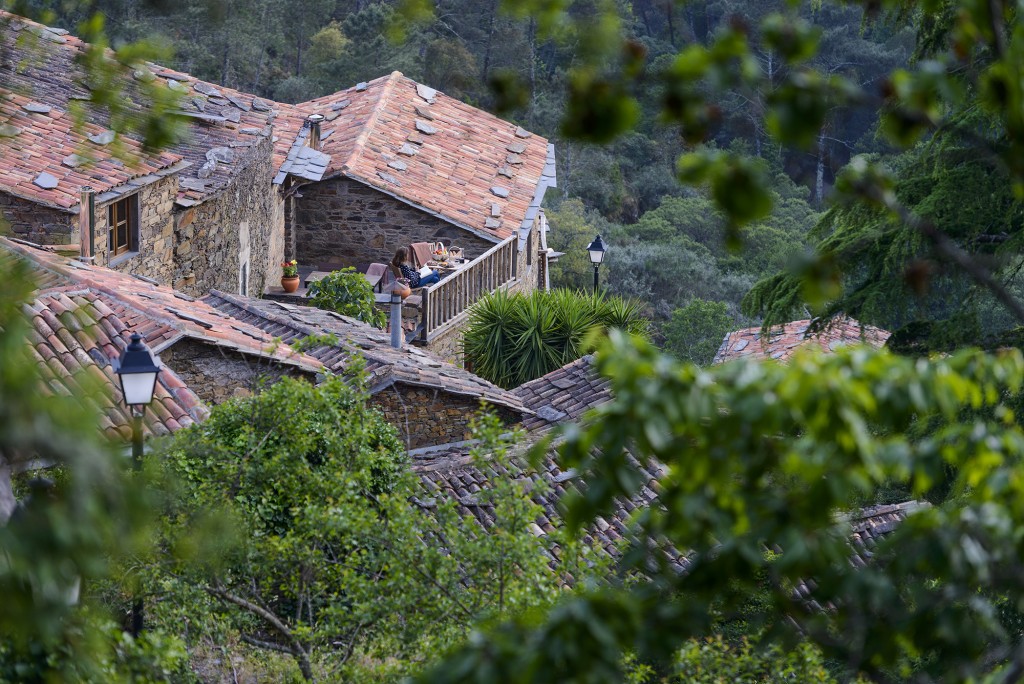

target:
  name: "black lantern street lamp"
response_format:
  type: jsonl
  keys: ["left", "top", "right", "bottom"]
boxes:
{"left": 113, "top": 332, "right": 161, "bottom": 637}
{"left": 587, "top": 234, "right": 608, "bottom": 295}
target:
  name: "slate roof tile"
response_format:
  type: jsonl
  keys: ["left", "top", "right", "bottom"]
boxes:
{"left": 513, "top": 355, "right": 613, "bottom": 432}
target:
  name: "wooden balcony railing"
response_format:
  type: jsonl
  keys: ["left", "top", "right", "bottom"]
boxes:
{"left": 419, "top": 235, "right": 518, "bottom": 343}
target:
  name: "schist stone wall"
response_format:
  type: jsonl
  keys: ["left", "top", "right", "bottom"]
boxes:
{"left": 92, "top": 174, "right": 178, "bottom": 284}
{"left": 369, "top": 385, "right": 521, "bottom": 449}
{"left": 0, "top": 193, "right": 75, "bottom": 244}
{"left": 267, "top": 187, "right": 286, "bottom": 284}
{"left": 424, "top": 322, "right": 464, "bottom": 365}
{"left": 173, "top": 135, "right": 278, "bottom": 297}
{"left": 161, "top": 338, "right": 315, "bottom": 405}
{"left": 293, "top": 176, "right": 496, "bottom": 269}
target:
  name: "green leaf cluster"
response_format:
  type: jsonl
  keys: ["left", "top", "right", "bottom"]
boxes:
{"left": 661, "top": 298, "right": 733, "bottom": 366}
{"left": 463, "top": 288, "right": 649, "bottom": 388}
{"left": 308, "top": 267, "right": 387, "bottom": 329}
{"left": 424, "top": 333, "right": 1024, "bottom": 682}
{"left": 144, "top": 376, "right": 596, "bottom": 680}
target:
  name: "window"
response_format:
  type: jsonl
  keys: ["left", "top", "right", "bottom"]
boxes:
{"left": 108, "top": 195, "right": 138, "bottom": 257}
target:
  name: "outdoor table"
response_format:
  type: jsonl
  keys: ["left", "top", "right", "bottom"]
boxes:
{"left": 427, "top": 258, "right": 467, "bottom": 274}
{"left": 305, "top": 270, "right": 329, "bottom": 288}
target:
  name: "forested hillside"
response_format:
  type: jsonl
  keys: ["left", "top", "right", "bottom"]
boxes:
{"left": 23, "top": 0, "right": 915, "bottom": 358}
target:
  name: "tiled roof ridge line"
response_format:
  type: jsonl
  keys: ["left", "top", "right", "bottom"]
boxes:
{"left": 842, "top": 499, "right": 928, "bottom": 525}
{"left": 59, "top": 277, "right": 311, "bottom": 370}
{"left": 66, "top": 159, "right": 193, "bottom": 214}
{"left": 410, "top": 432, "right": 545, "bottom": 474}
{"left": 1, "top": 238, "right": 73, "bottom": 286}
{"left": 367, "top": 373, "right": 533, "bottom": 411}
{"left": 207, "top": 289, "right": 384, "bottom": 365}
{"left": 340, "top": 71, "right": 404, "bottom": 174}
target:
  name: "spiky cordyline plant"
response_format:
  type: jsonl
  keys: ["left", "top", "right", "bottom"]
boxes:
{"left": 463, "top": 289, "right": 649, "bottom": 388}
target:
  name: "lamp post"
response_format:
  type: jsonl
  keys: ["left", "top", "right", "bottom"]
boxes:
{"left": 587, "top": 234, "right": 608, "bottom": 295}
{"left": 113, "top": 332, "right": 161, "bottom": 637}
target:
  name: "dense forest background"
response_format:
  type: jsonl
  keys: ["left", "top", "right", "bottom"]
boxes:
{"left": 25, "top": 0, "right": 918, "bottom": 359}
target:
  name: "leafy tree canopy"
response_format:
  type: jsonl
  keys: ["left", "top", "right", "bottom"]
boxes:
{"left": 422, "top": 332, "right": 1024, "bottom": 683}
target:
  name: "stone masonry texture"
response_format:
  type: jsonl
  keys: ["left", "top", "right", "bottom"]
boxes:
{"left": 93, "top": 174, "right": 178, "bottom": 284}
{"left": 160, "top": 337, "right": 314, "bottom": 406}
{"left": 294, "top": 176, "right": 496, "bottom": 269}
{"left": 4, "top": 134, "right": 279, "bottom": 299}
{"left": 369, "top": 384, "right": 520, "bottom": 450}
{"left": 0, "top": 192, "right": 75, "bottom": 243}
{"left": 172, "top": 136, "right": 279, "bottom": 297}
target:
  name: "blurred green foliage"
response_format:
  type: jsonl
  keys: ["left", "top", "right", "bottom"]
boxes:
{"left": 423, "top": 333, "right": 1024, "bottom": 682}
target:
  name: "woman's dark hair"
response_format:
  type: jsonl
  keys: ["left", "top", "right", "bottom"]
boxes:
{"left": 391, "top": 246, "right": 409, "bottom": 268}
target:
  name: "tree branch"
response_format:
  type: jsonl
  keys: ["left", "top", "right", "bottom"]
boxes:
{"left": 240, "top": 634, "right": 293, "bottom": 655}
{"left": 874, "top": 191, "right": 1024, "bottom": 324}
{"left": 205, "top": 583, "right": 315, "bottom": 681}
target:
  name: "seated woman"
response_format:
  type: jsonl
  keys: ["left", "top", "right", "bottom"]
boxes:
{"left": 391, "top": 246, "right": 441, "bottom": 288}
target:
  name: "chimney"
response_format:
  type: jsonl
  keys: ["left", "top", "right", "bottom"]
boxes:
{"left": 78, "top": 187, "right": 95, "bottom": 263}
{"left": 390, "top": 284, "right": 404, "bottom": 350}
{"left": 306, "top": 114, "right": 324, "bottom": 151}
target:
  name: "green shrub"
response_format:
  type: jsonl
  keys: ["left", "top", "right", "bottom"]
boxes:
{"left": 673, "top": 636, "right": 835, "bottom": 683}
{"left": 308, "top": 267, "right": 386, "bottom": 328}
{"left": 662, "top": 298, "right": 735, "bottom": 366}
{"left": 463, "top": 289, "right": 649, "bottom": 388}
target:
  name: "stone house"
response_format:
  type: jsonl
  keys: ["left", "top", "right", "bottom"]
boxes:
{"left": 0, "top": 13, "right": 556, "bottom": 349}
{"left": 203, "top": 290, "right": 532, "bottom": 450}
{"left": 0, "top": 15, "right": 282, "bottom": 298}
{"left": 271, "top": 72, "right": 556, "bottom": 275}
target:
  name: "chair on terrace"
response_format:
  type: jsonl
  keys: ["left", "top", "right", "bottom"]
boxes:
{"left": 409, "top": 242, "right": 434, "bottom": 269}
{"left": 365, "top": 262, "right": 389, "bottom": 293}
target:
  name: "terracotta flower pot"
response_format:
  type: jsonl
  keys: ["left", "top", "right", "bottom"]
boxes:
{"left": 393, "top": 280, "right": 412, "bottom": 299}
{"left": 281, "top": 276, "right": 300, "bottom": 293}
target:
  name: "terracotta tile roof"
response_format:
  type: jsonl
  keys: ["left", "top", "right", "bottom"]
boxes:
{"left": 202, "top": 290, "right": 529, "bottom": 416}
{"left": 2, "top": 238, "right": 323, "bottom": 372}
{"left": 24, "top": 287, "right": 209, "bottom": 440}
{"left": 2, "top": 15, "right": 555, "bottom": 236}
{"left": 136, "top": 66, "right": 278, "bottom": 207}
{"left": 410, "top": 440, "right": 687, "bottom": 573}
{"left": 0, "top": 12, "right": 276, "bottom": 209}
{"left": 713, "top": 317, "right": 891, "bottom": 364}
{"left": 512, "top": 355, "right": 613, "bottom": 431}
{"left": 0, "top": 89, "right": 184, "bottom": 211}
{"left": 275, "top": 73, "right": 555, "bottom": 242}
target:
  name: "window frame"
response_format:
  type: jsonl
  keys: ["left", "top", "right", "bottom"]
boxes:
{"left": 107, "top": 194, "right": 139, "bottom": 259}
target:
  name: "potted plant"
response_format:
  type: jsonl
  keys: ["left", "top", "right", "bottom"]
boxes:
{"left": 281, "top": 260, "right": 299, "bottom": 293}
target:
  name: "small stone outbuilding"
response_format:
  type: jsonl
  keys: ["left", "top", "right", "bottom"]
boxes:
{"left": 203, "top": 290, "right": 532, "bottom": 450}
